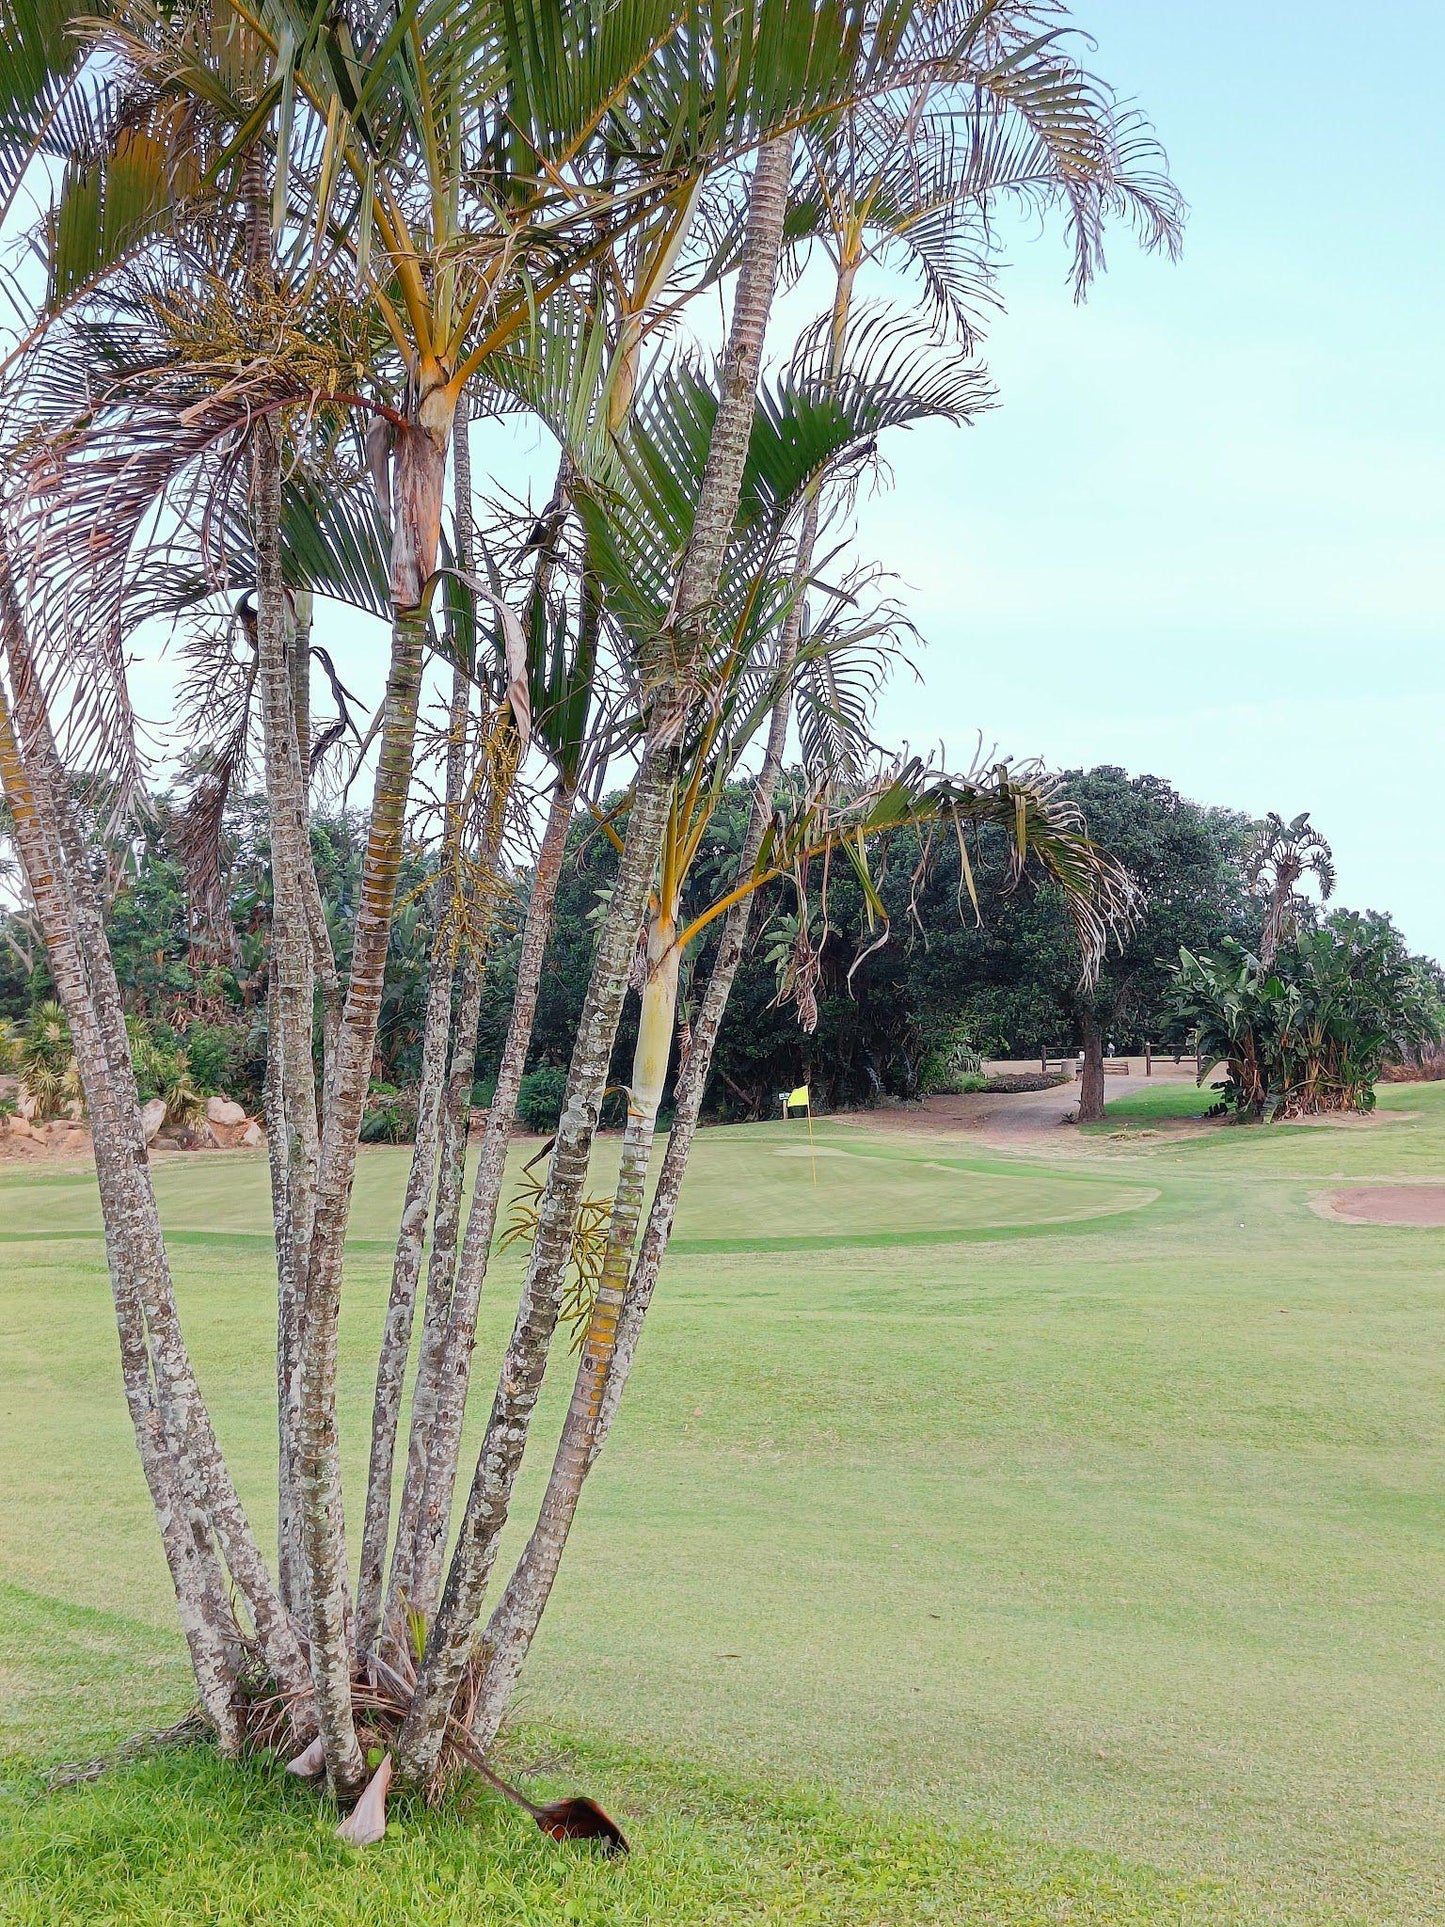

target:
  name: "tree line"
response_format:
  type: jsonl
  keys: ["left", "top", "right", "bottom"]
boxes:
{"left": 6, "top": 767, "right": 1437, "bottom": 1136}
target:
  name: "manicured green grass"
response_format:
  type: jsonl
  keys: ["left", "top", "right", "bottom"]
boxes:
{"left": 3, "top": 1089, "right": 1445, "bottom": 1922}
{"left": 1088, "top": 1079, "right": 1222, "bottom": 1123}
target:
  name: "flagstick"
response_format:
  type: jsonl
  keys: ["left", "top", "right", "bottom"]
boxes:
{"left": 805, "top": 1100, "right": 817, "bottom": 1186}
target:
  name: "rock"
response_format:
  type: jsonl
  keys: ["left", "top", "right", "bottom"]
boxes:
{"left": 141, "top": 1097, "right": 168, "bottom": 1144}
{"left": 18, "top": 1092, "right": 36, "bottom": 1121}
{"left": 206, "top": 1095, "right": 247, "bottom": 1128}
{"left": 240, "top": 1121, "right": 264, "bottom": 1148}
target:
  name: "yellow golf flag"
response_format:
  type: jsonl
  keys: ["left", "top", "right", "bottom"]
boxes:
{"left": 787, "top": 1084, "right": 809, "bottom": 1109}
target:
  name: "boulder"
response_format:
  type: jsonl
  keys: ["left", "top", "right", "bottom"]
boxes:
{"left": 141, "top": 1097, "right": 168, "bottom": 1144}
{"left": 17, "top": 1092, "right": 36, "bottom": 1121}
{"left": 206, "top": 1095, "right": 247, "bottom": 1128}
{"left": 240, "top": 1121, "right": 264, "bottom": 1148}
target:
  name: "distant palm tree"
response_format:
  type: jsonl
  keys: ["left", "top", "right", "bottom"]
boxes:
{"left": 1247, "top": 812, "right": 1335, "bottom": 966}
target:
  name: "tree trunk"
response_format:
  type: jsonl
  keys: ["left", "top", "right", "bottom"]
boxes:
{"left": 265, "top": 972, "right": 306, "bottom": 1618}
{"left": 355, "top": 662, "right": 471, "bottom": 1662}
{"left": 1, "top": 561, "right": 310, "bottom": 1717}
{"left": 0, "top": 667, "right": 244, "bottom": 1750}
{"left": 252, "top": 420, "right": 323, "bottom": 1620}
{"left": 471, "top": 154, "right": 832, "bottom": 1738}
{"left": 396, "top": 131, "right": 795, "bottom": 1784}
{"left": 1078, "top": 1015, "right": 1105, "bottom": 1123}
{"left": 389, "top": 780, "right": 574, "bottom": 1636}
{"left": 395, "top": 743, "right": 674, "bottom": 1780}
{"left": 297, "top": 394, "right": 449, "bottom": 1790}
{"left": 471, "top": 485, "right": 810, "bottom": 1743}
{"left": 467, "top": 909, "right": 678, "bottom": 1733}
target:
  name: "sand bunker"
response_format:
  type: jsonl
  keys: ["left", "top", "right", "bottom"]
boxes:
{"left": 1316, "top": 1185, "right": 1445, "bottom": 1227}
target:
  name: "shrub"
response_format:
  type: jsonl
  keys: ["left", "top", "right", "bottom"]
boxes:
{"left": 1169, "top": 914, "right": 1444, "bottom": 1118}
{"left": 126, "top": 1015, "right": 206, "bottom": 1125}
{"left": 19, "top": 1001, "right": 81, "bottom": 1121}
{"left": 182, "top": 1021, "right": 245, "bottom": 1096}
{"left": 360, "top": 1082, "right": 419, "bottom": 1144}
{"left": 920, "top": 1019, "right": 986, "bottom": 1096}
{"left": 516, "top": 1066, "right": 568, "bottom": 1134}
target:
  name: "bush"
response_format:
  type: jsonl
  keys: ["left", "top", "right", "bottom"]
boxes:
{"left": 19, "top": 1001, "right": 82, "bottom": 1121}
{"left": 360, "top": 1082, "right": 419, "bottom": 1144}
{"left": 920, "top": 1019, "right": 986, "bottom": 1095}
{"left": 516, "top": 1066, "right": 568, "bottom": 1134}
{"left": 126, "top": 1015, "right": 206, "bottom": 1125}
{"left": 182, "top": 1021, "right": 245, "bottom": 1096}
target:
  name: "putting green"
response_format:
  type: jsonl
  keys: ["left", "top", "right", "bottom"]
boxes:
{"left": 0, "top": 1124, "right": 1153, "bottom": 1249}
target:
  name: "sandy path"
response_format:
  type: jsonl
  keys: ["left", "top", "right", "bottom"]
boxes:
{"left": 838, "top": 1073, "right": 1166, "bottom": 1149}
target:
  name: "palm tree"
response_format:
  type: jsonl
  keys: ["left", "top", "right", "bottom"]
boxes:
{"left": 4, "top": 0, "right": 1183, "bottom": 1823}
{"left": 461, "top": 30, "right": 1180, "bottom": 1747}
{"left": 1246, "top": 811, "right": 1335, "bottom": 966}
{"left": 396, "top": 124, "right": 803, "bottom": 1782}
{"left": 400, "top": 0, "right": 1179, "bottom": 1767}
{"left": 9, "top": 0, "right": 1008, "bottom": 1801}
{"left": 1, "top": 0, "right": 313, "bottom": 1739}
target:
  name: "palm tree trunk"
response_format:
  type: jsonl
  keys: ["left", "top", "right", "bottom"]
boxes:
{"left": 2, "top": 561, "right": 310, "bottom": 1714}
{"left": 354, "top": 664, "right": 469, "bottom": 1663}
{"left": 471, "top": 493, "right": 810, "bottom": 1744}
{"left": 296, "top": 389, "right": 450, "bottom": 1794}
{"left": 467, "top": 908, "right": 678, "bottom": 1734}
{"left": 393, "top": 464, "right": 580, "bottom": 1622}
{"left": 471, "top": 180, "right": 837, "bottom": 1734}
{"left": 373, "top": 937, "right": 489, "bottom": 1644}
{"left": 0, "top": 667, "right": 244, "bottom": 1749}
{"left": 389, "top": 779, "right": 574, "bottom": 1635}
{"left": 396, "top": 741, "right": 674, "bottom": 1780}
{"left": 397, "top": 132, "right": 795, "bottom": 1784}
{"left": 264, "top": 973, "right": 306, "bottom": 1617}
{"left": 252, "top": 419, "right": 323, "bottom": 1612}
{"left": 592, "top": 549, "right": 809, "bottom": 1459}
{"left": 297, "top": 605, "right": 427, "bottom": 1791}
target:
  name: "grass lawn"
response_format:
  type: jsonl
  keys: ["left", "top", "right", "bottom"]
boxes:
{"left": 3, "top": 1088, "right": 1445, "bottom": 1922}
{"left": 1087, "top": 1078, "right": 1224, "bottom": 1124}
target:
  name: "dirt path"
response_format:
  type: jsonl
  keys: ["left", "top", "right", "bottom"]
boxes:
{"left": 837, "top": 1074, "right": 1161, "bottom": 1150}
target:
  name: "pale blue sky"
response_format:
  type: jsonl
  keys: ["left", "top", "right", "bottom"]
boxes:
{"left": 856, "top": 1, "right": 1445, "bottom": 956}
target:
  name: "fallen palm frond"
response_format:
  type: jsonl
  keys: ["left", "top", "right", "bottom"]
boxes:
{"left": 263, "top": 1645, "right": 626, "bottom": 1849}
{"left": 44, "top": 1713, "right": 212, "bottom": 1791}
